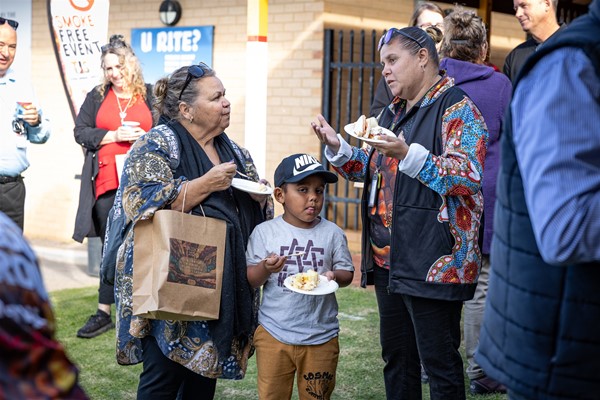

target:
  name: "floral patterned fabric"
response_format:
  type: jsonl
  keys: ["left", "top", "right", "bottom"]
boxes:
{"left": 113, "top": 124, "right": 268, "bottom": 379}
{"left": 331, "top": 76, "right": 487, "bottom": 298}
{"left": 0, "top": 212, "right": 88, "bottom": 399}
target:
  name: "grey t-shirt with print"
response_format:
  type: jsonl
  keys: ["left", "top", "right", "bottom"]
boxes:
{"left": 246, "top": 215, "right": 354, "bottom": 345}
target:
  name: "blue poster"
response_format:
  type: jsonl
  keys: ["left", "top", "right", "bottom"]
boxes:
{"left": 130, "top": 26, "right": 214, "bottom": 84}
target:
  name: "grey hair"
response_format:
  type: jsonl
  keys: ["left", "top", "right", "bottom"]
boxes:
{"left": 152, "top": 64, "right": 215, "bottom": 121}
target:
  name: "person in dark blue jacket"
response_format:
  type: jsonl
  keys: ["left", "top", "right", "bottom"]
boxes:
{"left": 477, "top": 2, "right": 600, "bottom": 399}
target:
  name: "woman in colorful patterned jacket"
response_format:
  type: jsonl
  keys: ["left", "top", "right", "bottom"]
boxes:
{"left": 311, "top": 26, "right": 487, "bottom": 400}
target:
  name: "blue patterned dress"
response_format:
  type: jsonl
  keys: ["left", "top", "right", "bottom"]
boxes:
{"left": 113, "top": 124, "right": 268, "bottom": 379}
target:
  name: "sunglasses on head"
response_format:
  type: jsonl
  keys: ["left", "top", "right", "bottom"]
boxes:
{"left": 0, "top": 17, "right": 18, "bottom": 31}
{"left": 179, "top": 62, "right": 211, "bottom": 100}
{"left": 378, "top": 28, "right": 423, "bottom": 51}
{"left": 101, "top": 41, "right": 127, "bottom": 53}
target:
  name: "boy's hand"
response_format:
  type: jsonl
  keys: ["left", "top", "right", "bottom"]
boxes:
{"left": 262, "top": 254, "right": 286, "bottom": 273}
{"left": 323, "top": 271, "right": 336, "bottom": 282}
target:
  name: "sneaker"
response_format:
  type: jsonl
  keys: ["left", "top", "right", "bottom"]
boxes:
{"left": 421, "top": 364, "right": 429, "bottom": 384}
{"left": 76, "top": 310, "right": 115, "bottom": 338}
{"left": 470, "top": 375, "right": 507, "bottom": 395}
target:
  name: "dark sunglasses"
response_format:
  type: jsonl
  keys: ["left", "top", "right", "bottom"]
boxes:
{"left": 0, "top": 17, "right": 19, "bottom": 31}
{"left": 179, "top": 62, "right": 211, "bottom": 100}
{"left": 378, "top": 28, "right": 423, "bottom": 51}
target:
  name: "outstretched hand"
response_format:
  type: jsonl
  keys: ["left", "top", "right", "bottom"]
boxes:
{"left": 311, "top": 114, "right": 341, "bottom": 153}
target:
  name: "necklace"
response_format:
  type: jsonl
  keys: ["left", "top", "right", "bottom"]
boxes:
{"left": 115, "top": 90, "right": 133, "bottom": 123}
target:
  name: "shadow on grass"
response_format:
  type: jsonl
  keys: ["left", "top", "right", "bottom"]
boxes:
{"left": 51, "top": 286, "right": 507, "bottom": 400}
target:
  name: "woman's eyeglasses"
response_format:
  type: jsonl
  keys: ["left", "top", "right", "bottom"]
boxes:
{"left": 378, "top": 28, "right": 424, "bottom": 51}
{"left": 179, "top": 62, "right": 211, "bottom": 100}
{"left": 0, "top": 17, "right": 19, "bottom": 31}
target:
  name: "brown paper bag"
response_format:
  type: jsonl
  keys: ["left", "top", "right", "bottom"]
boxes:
{"left": 132, "top": 209, "right": 226, "bottom": 320}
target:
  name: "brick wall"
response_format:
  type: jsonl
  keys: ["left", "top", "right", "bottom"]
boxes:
{"left": 24, "top": 0, "right": 527, "bottom": 245}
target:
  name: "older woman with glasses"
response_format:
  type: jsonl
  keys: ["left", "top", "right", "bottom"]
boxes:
{"left": 312, "top": 26, "right": 487, "bottom": 399}
{"left": 112, "top": 63, "right": 271, "bottom": 399}
{"left": 73, "top": 34, "right": 153, "bottom": 340}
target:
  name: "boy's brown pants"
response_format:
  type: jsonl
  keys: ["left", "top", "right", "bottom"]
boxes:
{"left": 254, "top": 325, "right": 339, "bottom": 400}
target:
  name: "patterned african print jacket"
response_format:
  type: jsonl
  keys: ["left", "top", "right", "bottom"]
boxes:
{"left": 328, "top": 76, "right": 487, "bottom": 301}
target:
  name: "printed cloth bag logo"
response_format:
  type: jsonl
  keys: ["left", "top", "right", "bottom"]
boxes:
{"left": 132, "top": 208, "right": 226, "bottom": 320}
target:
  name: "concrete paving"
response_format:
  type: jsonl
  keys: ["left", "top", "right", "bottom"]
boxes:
{"left": 29, "top": 238, "right": 99, "bottom": 293}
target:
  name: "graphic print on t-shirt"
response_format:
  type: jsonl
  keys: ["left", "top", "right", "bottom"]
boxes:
{"left": 276, "top": 238, "right": 324, "bottom": 287}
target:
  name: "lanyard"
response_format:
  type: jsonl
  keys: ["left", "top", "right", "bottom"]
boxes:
{"left": 368, "top": 153, "right": 384, "bottom": 208}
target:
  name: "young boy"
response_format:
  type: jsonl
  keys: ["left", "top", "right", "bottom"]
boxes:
{"left": 246, "top": 153, "right": 354, "bottom": 400}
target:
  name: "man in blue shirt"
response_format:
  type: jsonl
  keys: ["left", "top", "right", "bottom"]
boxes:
{"left": 477, "top": 2, "right": 600, "bottom": 398}
{"left": 0, "top": 18, "right": 50, "bottom": 230}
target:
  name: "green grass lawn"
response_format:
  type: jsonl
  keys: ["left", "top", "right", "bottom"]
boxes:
{"left": 52, "top": 286, "right": 508, "bottom": 400}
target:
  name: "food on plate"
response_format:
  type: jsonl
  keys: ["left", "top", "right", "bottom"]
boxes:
{"left": 353, "top": 114, "right": 383, "bottom": 139}
{"left": 291, "top": 269, "right": 320, "bottom": 291}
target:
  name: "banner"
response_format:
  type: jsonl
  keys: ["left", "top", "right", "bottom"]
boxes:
{"left": 0, "top": 0, "right": 32, "bottom": 76}
{"left": 47, "top": 0, "right": 110, "bottom": 120}
{"left": 130, "top": 26, "right": 214, "bottom": 84}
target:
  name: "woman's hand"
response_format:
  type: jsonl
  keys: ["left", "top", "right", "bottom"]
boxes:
{"left": 204, "top": 161, "right": 237, "bottom": 192}
{"left": 171, "top": 161, "right": 237, "bottom": 212}
{"left": 311, "top": 114, "right": 341, "bottom": 153}
{"left": 371, "top": 134, "right": 409, "bottom": 160}
{"left": 115, "top": 126, "right": 144, "bottom": 143}
{"left": 248, "top": 179, "right": 271, "bottom": 208}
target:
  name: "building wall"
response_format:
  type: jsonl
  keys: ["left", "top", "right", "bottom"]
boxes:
{"left": 24, "top": 0, "right": 525, "bottom": 247}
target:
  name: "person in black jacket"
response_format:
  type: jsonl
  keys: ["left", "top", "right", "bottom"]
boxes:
{"left": 73, "top": 34, "right": 154, "bottom": 339}
{"left": 503, "top": 0, "right": 561, "bottom": 82}
{"left": 312, "top": 26, "right": 487, "bottom": 400}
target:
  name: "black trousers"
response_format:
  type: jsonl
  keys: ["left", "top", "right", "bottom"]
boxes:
{"left": 0, "top": 177, "right": 25, "bottom": 230}
{"left": 137, "top": 336, "right": 217, "bottom": 400}
{"left": 374, "top": 266, "right": 465, "bottom": 400}
{"left": 93, "top": 190, "right": 116, "bottom": 305}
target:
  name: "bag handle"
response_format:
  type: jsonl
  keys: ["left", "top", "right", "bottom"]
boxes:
{"left": 181, "top": 181, "right": 206, "bottom": 227}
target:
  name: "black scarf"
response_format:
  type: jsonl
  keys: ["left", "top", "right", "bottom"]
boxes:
{"left": 167, "top": 118, "right": 264, "bottom": 359}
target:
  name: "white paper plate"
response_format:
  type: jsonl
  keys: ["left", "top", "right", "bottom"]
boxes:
{"left": 344, "top": 123, "right": 396, "bottom": 144}
{"left": 231, "top": 178, "right": 273, "bottom": 195}
{"left": 284, "top": 274, "right": 339, "bottom": 296}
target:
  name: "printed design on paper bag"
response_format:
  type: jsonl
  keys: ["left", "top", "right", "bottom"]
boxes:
{"left": 303, "top": 371, "right": 334, "bottom": 400}
{"left": 168, "top": 238, "right": 217, "bottom": 289}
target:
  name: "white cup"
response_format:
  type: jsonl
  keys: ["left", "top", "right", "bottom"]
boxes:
{"left": 121, "top": 121, "right": 140, "bottom": 131}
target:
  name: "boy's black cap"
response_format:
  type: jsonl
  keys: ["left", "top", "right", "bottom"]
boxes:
{"left": 274, "top": 153, "right": 338, "bottom": 187}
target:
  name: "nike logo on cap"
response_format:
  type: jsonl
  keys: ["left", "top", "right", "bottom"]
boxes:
{"left": 292, "top": 154, "right": 321, "bottom": 176}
